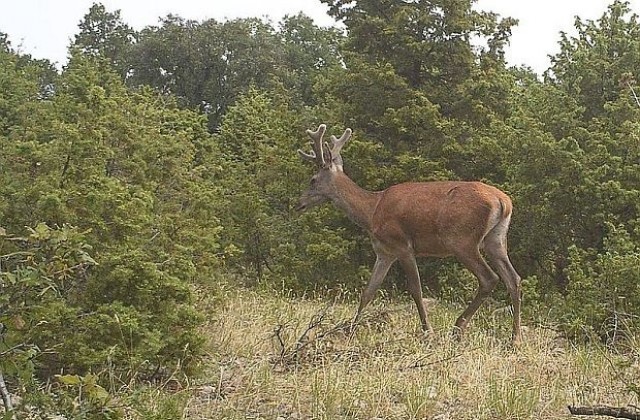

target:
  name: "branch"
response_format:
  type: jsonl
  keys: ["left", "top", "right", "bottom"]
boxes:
{"left": 0, "top": 251, "right": 34, "bottom": 260}
{"left": 0, "top": 343, "right": 28, "bottom": 358}
{"left": 273, "top": 305, "right": 336, "bottom": 366}
{"left": 628, "top": 82, "right": 640, "bottom": 108}
{"left": 0, "top": 370, "right": 15, "bottom": 419}
{"left": 568, "top": 405, "right": 640, "bottom": 419}
{"left": 273, "top": 324, "right": 287, "bottom": 360}
{"left": 272, "top": 304, "right": 369, "bottom": 367}
{"left": 400, "top": 347, "right": 478, "bottom": 371}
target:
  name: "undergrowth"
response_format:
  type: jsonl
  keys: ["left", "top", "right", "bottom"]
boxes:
{"left": 4, "top": 287, "right": 638, "bottom": 419}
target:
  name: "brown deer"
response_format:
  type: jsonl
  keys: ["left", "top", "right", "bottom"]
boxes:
{"left": 296, "top": 124, "right": 522, "bottom": 343}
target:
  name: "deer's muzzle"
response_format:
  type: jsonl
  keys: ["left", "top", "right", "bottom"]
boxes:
{"left": 295, "top": 193, "right": 326, "bottom": 213}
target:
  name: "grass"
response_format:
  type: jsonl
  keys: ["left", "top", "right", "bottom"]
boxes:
{"left": 146, "top": 288, "right": 639, "bottom": 419}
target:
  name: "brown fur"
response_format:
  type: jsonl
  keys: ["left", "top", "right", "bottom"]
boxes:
{"left": 297, "top": 125, "right": 522, "bottom": 343}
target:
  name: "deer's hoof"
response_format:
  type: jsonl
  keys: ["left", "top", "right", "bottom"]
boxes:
{"left": 450, "top": 326, "right": 464, "bottom": 342}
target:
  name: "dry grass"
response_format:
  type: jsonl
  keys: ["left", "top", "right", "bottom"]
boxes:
{"left": 177, "top": 289, "right": 639, "bottom": 419}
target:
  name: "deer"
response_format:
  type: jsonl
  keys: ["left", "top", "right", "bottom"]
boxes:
{"left": 296, "top": 124, "right": 523, "bottom": 343}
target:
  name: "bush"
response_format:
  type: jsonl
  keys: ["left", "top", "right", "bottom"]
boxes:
{"left": 556, "top": 225, "right": 640, "bottom": 341}
{"left": 0, "top": 223, "right": 203, "bottom": 418}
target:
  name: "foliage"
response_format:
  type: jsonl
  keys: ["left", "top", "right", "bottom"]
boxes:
{"left": 0, "top": 46, "right": 222, "bottom": 416}
{"left": 52, "top": 373, "right": 121, "bottom": 419}
{"left": 213, "top": 88, "right": 366, "bottom": 291}
{"left": 73, "top": 3, "right": 135, "bottom": 78}
{"left": 549, "top": 1, "right": 640, "bottom": 120}
{"left": 0, "top": 224, "right": 109, "bottom": 416}
{"left": 122, "top": 13, "right": 344, "bottom": 130}
{"left": 321, "top": 0, "right": 517, "bottom": 120}
{"left": 559, "top": 224, "right": 640, "bottom": 340}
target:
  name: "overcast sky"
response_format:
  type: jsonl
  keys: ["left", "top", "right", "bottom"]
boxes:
{"left": 1, "top": 0, "right": 639, "bottom": 74}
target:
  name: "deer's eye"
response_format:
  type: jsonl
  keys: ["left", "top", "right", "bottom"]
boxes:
{"left": 310, "top": 177, "right": 317, "bottom": 186}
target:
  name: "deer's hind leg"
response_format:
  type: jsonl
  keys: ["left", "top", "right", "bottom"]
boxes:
{"left": 483, "top": 223, "right": 522, "bottom": 343}
{"left": 452, "top": 245, "right": 500, "bottom": 338}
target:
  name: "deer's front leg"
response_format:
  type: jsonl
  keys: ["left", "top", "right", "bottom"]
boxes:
{"left": 399, "top": 255, "right": 434, "bottom": 334}
{"left": 354, "top": 254, "right": 396, "bottom": 325}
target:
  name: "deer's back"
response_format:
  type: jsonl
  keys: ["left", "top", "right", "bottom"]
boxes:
{"left": 370, "top": 181, "right": 511, "bottom": 257}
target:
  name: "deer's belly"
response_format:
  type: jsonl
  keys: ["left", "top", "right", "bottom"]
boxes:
{"left": 371, "top": 230, "right": 451, "bottom": 258}
{"left": 412, "top": 238, "right": 452, "bottom": 258}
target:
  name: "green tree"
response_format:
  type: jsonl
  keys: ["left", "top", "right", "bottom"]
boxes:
{"left": 127, "top": 16, "right": 284, "bottom": 130}
{"left": 549, "top": 1, "right": 640, "bottom": 120}
{"left": 278, "top": 13, "right": 345, "bottom": 106}
{"left": 0, "top": 50, "right": 225, "bottom": 387}
{"left": 73, "top": 3, "right": 135, "bottom": 78}
{"left": 0, "top": 33, "right": 57, "bottom": 136}
{"left": 213, "top": 88, "right": 371, "bottom": 291}
{"left": 322, "top": 0, "right": 516, "bottom": 118}
{"left": 127, "top": 14, "right": 344, "bottom": 130}
{"left": 499, "top": 7, "right": 640, "bottom": 337}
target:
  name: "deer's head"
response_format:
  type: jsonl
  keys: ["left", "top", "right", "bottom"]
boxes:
{"left": 296, "top": 124, "right": 352, "bottom": 212}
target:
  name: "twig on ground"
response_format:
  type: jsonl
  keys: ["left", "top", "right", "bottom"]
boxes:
{"left": 272, "top": 303, "right": 390, "bottom": 367}
{"left": 400, "top": 347, "right": 477, "bottom": 371}
{"left": 272, "top": 304, "right": 350, "bottom": 366}
{"left": 568, "top": 404, "right": 640, "bottom": 419}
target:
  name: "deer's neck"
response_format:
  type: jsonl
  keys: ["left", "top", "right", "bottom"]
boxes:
{"left": 331, "top": 172, "right": 380, "bottom": 232}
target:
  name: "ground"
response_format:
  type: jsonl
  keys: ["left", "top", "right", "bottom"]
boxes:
{"left": 160, "top": 288, "right": 640, "bottom": 419}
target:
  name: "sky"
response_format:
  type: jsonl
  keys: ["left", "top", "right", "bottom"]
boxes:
{"left": 1, "top": 0, "right": 639, "bottom": 75}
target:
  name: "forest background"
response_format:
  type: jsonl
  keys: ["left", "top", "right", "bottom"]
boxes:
{"left": 1, "top": 0, "right": 640, "bottom": 417}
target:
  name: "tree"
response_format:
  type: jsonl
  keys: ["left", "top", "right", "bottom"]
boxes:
{"left": 127, "top": 14, "right": 344, "bottom": 130}
{"left": 321, "top": 0, "right": 516, "bottom": 118}
{"left": 0, "top": 33, "right": 57, "bottom": 136}
{"left": 279, "top": 13, "right": 345, "bottom": 106}
{"left": 73, "top": 3, "right": 135, "bottom": 78}
{"left": 0, "top": 50, "right": 225, "bottom": 392}
{"left": 549, "top": 1, "right": 640, "bottom": 120}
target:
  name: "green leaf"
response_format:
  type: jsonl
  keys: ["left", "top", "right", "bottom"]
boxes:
{"left": 56, "top": 374, "right": 82, "bottom": 386}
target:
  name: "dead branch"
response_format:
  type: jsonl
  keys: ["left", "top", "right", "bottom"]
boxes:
{"left": 272, "top": 305, "right": 350, "bottom": 367}
{"left": 272, "top": 305, "right": 391, "bottom": 367}
{"left": 0, "top": 343, "right": 28, "bottom": 358}
{"left": 628, "top": 82, "right": 640, "bottom": 108}
{"left": 400, "top": 347, "right": 478, "bottom": 371}
{"left": 273, "top": 324, "right": 287, "bottom": 360}
{"left": 568, "top": 405, "right": 640, "bottom": 419}
{"left": 0, "top": 370, "right": 15, "bottom": 419}
{"left": 292, "top": 306, "right": 332, "bottom": 356}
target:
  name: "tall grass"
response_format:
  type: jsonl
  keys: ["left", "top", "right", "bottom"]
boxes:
{"left": 164, "top": 289, "right": 637, "bottom": 419}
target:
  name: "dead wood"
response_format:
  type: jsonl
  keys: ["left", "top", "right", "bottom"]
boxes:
{"left": 0, "top": 370, "right": 15, "bottom": 419}
{"left": 568, "top": 405, "right": 640, "bottom": 419}
{"left": 271, "top": 306, "right": 393, "bottom": 368}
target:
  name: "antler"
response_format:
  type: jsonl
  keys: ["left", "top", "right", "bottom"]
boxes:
{"left": 298, "top": 124, "right": 328, "bottom": 167}
{"left": 298, "top": 124, "right": 353, "bottom": 168}
{"left": 329, "top": 128, "right": 352, "bottom": 168}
